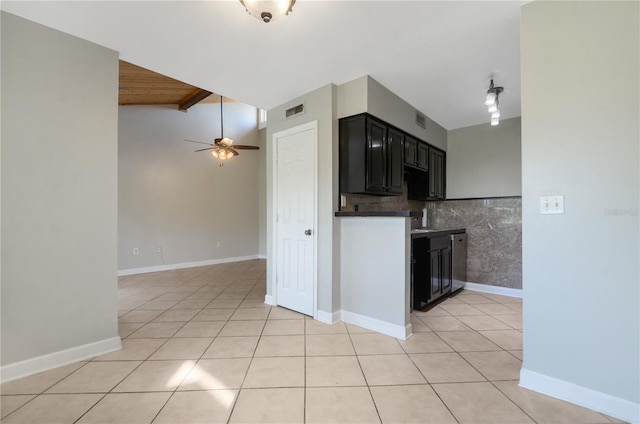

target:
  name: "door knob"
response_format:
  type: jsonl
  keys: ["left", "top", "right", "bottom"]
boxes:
{"left": 305, "top": 229, "right": 312, "bottom": 236}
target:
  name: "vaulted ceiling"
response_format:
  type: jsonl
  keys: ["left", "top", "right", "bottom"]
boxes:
{"left": 2, "top": 1, "right": 525, "bottom": 130}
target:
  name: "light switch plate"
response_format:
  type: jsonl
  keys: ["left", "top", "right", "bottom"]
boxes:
{"left": 540, "top": 195, "right": 565, "bottom": 214}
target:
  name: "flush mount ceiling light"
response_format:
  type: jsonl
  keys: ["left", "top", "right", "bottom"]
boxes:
{"left": 239, "top": 0, "right": 296, "bottom": 23}
{"left": 184, "top": 95, "right": 259, "bottom": 161}
{"left": 485, "top": 79, "right": 504, "bottom": 126}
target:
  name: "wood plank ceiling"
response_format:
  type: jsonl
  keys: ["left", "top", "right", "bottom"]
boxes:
{"left": 118, "top": 60, "right": 222, "bottom": 110}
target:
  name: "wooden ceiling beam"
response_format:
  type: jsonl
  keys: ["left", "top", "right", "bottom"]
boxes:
{"left": 178, "top": 89, "right": 213, "bottom": 111}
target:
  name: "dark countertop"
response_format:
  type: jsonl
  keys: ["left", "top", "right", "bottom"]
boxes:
{"left": 335, "top": 210, "right": 422, "bottom": 218}
{"left": 411, "top": 228, "right": 466, "bottom": 238}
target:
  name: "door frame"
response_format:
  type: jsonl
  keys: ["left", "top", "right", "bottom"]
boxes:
{"left": 270, "top": 121, "right": 319, "bottom": 319}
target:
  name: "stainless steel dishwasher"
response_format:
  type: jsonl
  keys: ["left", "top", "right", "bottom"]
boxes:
{"left": 451, "top": 232, "right": 467, "bottom": 293}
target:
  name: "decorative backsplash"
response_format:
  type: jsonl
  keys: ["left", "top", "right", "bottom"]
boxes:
{"left": 428, "top": 197, "right": 522, "bottom": 289}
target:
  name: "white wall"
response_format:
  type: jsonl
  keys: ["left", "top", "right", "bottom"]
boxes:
{"left": 118, "top": 102, "right": 260, "bottom": 271}
{"left": 447, "top": 117, "right": 521, "bottom": 199}
{"left": 520, "top": 2, "right": 639, "bottom": 422}
{"left": 1, "top": 13, "right": 119, "bottom": 373}
{"left": 266, "top": 84, "right": 340, "bottom": 318}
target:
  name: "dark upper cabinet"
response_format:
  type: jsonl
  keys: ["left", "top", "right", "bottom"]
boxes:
{"left": 386, "top": 128, "right": 404, "bottom": 194}
{"left": 428, "top": 147, "right": 445, "bottom": 200}
{"left": 340, "top": 114, "right": 403, "bottom": 196}
{"left": 404, "top": 136, "right": 417, "bottom": 167}
{"left": 404, "top": 136, "right": 429, "bottom": 172}
{"left": 417, "top": 142, "right": 429, "bottom": 171}
{"left": 366, "top": 118, "right": 387, "bottom": 193}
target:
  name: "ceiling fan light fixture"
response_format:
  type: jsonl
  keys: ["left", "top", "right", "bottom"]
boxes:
{"left": 219, "top": 137, "right": 234, "bottom": 147}
{"left": 239, "top": 0, "right": 295, "bottom": 23}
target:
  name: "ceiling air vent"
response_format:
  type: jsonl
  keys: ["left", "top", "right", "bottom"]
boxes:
{"left": 286, "top": 102, "right": 305, "bottom": 119}
{"left": 415, "top": 111, "right": 427, "bottom": 129}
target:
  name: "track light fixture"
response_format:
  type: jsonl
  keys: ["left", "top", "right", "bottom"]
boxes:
{"left": 485, "top": 79, "right": 504, "bottom": 126}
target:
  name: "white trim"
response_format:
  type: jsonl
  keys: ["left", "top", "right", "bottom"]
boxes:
{"left": 520, "top": 368, "right": 639, "bottom": 424}
{"left": 464, "top": 282, "right": 522, "bottom": 298}
{"left": 258, "top": 254, "right": 267, "bottom": 260}
{"left": 316, "top": 309, "right": 340, "bottom": 325}
{"left": 118, "top": 255, "right": 261, "bottom": 276}
{"left": 264, "top": 294, "right": 275, "bottom": 306}
{"left": 271, "top": 121, "right": 319, "bottom": 318}
{"left": 341, "top": 310, "right": 412, "bottom": 340}
{"left": 0, "top": 337, "right": 122, "bottom": 384}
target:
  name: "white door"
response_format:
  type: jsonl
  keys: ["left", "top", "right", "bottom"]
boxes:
{"left": 274, "top": 123, "right": 316, "bottom": 316}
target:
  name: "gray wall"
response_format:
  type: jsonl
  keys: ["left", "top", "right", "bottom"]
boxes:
{"left": 521, "top": 0, "right": 639, "bottom": 415}
{"left": 118, "top": 103, "right": 260, "bottom": 271}
{"left": 1, "top": 13, "right": 119, "bottom": 364}
{"left": 258, "top": 128, "right": 267, "bottom": 257}
{"left": 266, "top": 84, "right": 340, "bottom": 317}
{"left": 337, "top": 76, "right": 447, "bottom": 150}
{"left": 447, "top": 117, "right": 521, "bottom": 199}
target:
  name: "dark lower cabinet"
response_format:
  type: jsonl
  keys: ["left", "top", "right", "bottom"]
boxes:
{"left": 412, "top": 235, "right": 452, "bottom": 310}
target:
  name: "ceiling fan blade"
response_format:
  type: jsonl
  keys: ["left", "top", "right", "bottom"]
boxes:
{"left": 228, "top": 147, "right": 239, "bottom": 157}
{"left": 232, "top": 145, "right": 260, "bottom": 150}
{"left": 195, "top": 147, "right": 217, "bottom": 152}
{"left": 185, "top": 139, "right": 213, "bottom": 146}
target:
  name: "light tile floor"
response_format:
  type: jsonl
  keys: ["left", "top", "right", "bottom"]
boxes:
{"left": 0, "top": 260, "right": 625, "bottom": 423}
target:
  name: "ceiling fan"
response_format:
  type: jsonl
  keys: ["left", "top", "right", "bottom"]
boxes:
{"left": 185, "top": 95, "right": 259, "bottom": 160}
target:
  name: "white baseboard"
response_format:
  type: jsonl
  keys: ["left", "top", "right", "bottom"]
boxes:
{"left": 258, "top": 254, "right": 267, "bottom": 260}
{"left": 316, "top": 309, "right": 340, "bottom": 325}
{"left": 464, "top": 282, "right": 523, "bottom": 298}
{"left": 264, "top": 294, "right": 275, "bottom": 306}
{"left": 0, "top": 337, "right": 122, "bottom": 384}
{"left": 520, "top": 368, "right": 639, "bottom": 424}
{"left": 340, "top": 310, "right": 411, "bottom": 340}
{"left": 118, "top": 255, "right": 261, "bottom": 276}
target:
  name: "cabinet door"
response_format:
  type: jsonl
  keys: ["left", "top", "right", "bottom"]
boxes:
{"left": 428, "top": 147, "right": 445, "bottom": 199}
{"left": 429, "top": 250, "right": 441, "bottom": 299}
{"left": 435, "top": 150, "right": 445, "bottom": 199}
{"left": 417, "top": 142, "right": 429, "bottom": 171}
{"left": 411, "top": 237, "right": 429, "bottom": 310}
{"left": 404, "top": 136, "right": 418, "bottom": 167}
{"left": 365, "top": 118, "right": 387, "bottom": 193}
{"left": 441, "top": 246, "right": 452, "bottom": 294}
{"left": 386, "top": 128, "right": 404, "bottom": 194}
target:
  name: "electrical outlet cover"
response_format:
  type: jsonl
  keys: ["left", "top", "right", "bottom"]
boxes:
{"left": 540, "top": 195, "right": 565, "bottom": 214}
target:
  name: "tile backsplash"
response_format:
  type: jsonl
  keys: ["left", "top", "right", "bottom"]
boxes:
{"left": 428, "top": 198, "right": 522, "bottom": 289}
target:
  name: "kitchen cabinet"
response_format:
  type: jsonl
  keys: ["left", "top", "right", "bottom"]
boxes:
{"left": 417, "top": 142, "right": 429, "bottom": 170}
{"left": 412, "top": 235, "right": 452, "bottom": 309}
{"left": 404, "top": 136, "right": 429, "bottom": 171}
{"left": 339, "top": 114, "right": 403, "bottom": 196}
{"left": 428, "top": 147, "right": 445, "bottom": 199}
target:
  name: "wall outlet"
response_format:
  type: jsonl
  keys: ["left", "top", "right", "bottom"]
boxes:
{"left": 133, "top": 247, "right": 139, "bottom": 255}
{"left": 157, "top": 247, "right": 162, "bottom": 253}
{"left": 540, "top": 195, "right": 565, "bottom": 214}
{"left": 216, "top": 241, "right": 221, "bottom": 248}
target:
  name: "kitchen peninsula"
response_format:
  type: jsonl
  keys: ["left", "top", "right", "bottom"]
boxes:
{"left": 336, "top": 210, "right": 466, "bottom": 340}
{"left": 336, "top": 211, "right": 417, "bottom": 339}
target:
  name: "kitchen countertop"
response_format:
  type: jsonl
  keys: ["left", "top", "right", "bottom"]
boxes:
{"left": 335, "top": 210, "right": 422, "bottom": 218}
{"left": 411, "top": 228, "right": 466, "bottom": 238}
